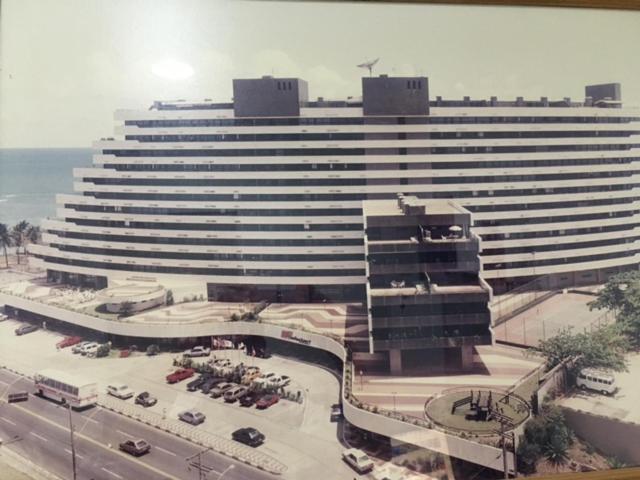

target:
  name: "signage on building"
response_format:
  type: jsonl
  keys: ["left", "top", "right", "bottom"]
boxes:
{"left": 280, "top": 329, "right": 311, "bottom": 345}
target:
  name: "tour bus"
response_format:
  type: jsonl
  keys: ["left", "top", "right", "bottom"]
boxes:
{"left": 34, "top": 369, "right": 98, "bottom": 409}
{"left": 576, "top": 368, "right": 617, "bottom": 395}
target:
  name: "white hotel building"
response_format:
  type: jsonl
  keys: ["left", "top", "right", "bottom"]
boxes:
{"left": 30, "top": 76, "right": 640, "bottom": 302}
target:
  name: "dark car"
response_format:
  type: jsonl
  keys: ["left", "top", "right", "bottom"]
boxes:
{"left": 134, "top": 391, "right": 157, "bottom": 407}
{"left": 15, "top": 324, "right": 39, "bottom": 336}
{"left": 200, "top": 377, "right": 224, "bottom": 394}
{"left": 232, "top": 427, "right": 265, "bottom": 447}
{"left": 256, "top": 393, "right": 279, "bottom": 410}
{"left": 119, "top": 438, "right": 151, "bottom": 456}
{"left": 239, "top": 391, "right": 260, "bottom": 407}
{"left": 186, "top": 375, "right": 209, "bottom": 392}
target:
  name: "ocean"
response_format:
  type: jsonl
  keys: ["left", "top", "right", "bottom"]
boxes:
{"left": 0, "top": 148, "right": 94, "bottom": 227}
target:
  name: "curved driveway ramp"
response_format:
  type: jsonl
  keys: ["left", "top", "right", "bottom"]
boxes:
{"left": 98, "top": 394, "right": 287, "bottom": 475}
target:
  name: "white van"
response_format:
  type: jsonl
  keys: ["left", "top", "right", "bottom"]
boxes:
{"left": 576, "top": 368, "right": 617, "bottom": 395}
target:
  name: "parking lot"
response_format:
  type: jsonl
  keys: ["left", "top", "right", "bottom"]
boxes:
{"left": 559, "top": 353, "right": 640, "bottom": 424}
{"left": 0, "top": 317, "right": 360, "bottom": 480}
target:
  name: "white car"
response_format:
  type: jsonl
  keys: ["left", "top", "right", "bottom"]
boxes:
{"left": 80, "top": 342, "right": 99, "bottom": 356}
{"left": 270, "top": 375, "right": 291, "bottom": 388}
{"left": 342, "top": 448, "right": 374, "bottom": 474}
{"left": 178, "top": 409, "right": 205, "bottom": 425}
{"left": 254, "top": 372, "right": 276, "bottom": 386}
{"left": 107, "top": 383, "right": 135, "bottom": 400}
{"left": 183, "top": 346, "right": 211, "bottom": 358}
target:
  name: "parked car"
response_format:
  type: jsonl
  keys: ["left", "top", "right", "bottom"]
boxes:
{"left": 166, "top": 368, "right": 195, "bottom": 384}
{"left": 0, "top": 313, "right": 8, "bottom": 322}
{"left": 186, "top": 375, "right": 209, "bottom": 392}
{"left": 232, "top": 427, "right": 265, "bottom": 447}
{"left": 72, "top": 341, "right": 91, "bottom": 354}
{"left": 240, "top": 367, "right": 261, "bottom": 385}
{"left": 210, "top": 358, "right": 232, "bottom": 368}
{"left": 269, "top": 375, "right": 291, "bottom": 388}
{"left": 200, "top": 376, "right": 224, "bottom": 394}
{"left": 80, "top": 342, "right": 99, "bottom": 356}
{"left": 342, "top": 448, "right": 374, "bottom": 474}
{"left": 56, "top": 336, "right": 83, "bottom": 349}
{"left": 83, "top": 343, "right": 101, "bottom": 357}
{"left": 178, "top": 409, "right": 205, "bottom": 425}
{"left": 134, "top": 391, "right": 157, "bottom": 407}
{"left": 107, "top": 383, "right": 134, "bottom": 400}
{"left": 239, "top": 391, "right": 260, "bottom": 407}
{"left": 146, "top": 344, "right": 160, "bottom": 356}
{"left": 183, "top": 346, "right": 211, "bottom": 358}
{"left": 330, "top": 403, "right": 343, "bottom": 422}
{"left": 576, "top": 368, "right": 617, "bottom": 395}
{"left": 210, "top": 382, "right": 235, "bottom": 399}
{"left": 15, "top": 324, "right": 39, "bottom": 336}
{"left": 224, "top": 386, "right": 248, "bottom": 403}
{"left": 253, "top": 372, "right": 277, "bottom": 387}
{"left": 256, "top": 393, "right": 279, "bottom": 410}
{"left": 119, "top": 438, "right": 151, "bottom": 456}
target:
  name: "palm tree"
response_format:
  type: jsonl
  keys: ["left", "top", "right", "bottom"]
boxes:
{"left": 0, "top": 223, "right": 11, "bottom": 268}
{"left": 544, "top": 436, "right": 569, "bottom": 472}
{"left": 11, "top": 220, "right": 30, "bottom": 264}
{"left": 26, "top": 224, "right": 41, "bottom": 246}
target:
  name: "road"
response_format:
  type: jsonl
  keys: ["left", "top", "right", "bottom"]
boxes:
{"left": 0, "top": 368, "right": 275, "bottom": 480}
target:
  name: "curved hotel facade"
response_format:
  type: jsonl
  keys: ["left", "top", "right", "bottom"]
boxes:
{"left": 30, "top": 76, "right": 640, "bottom": 301}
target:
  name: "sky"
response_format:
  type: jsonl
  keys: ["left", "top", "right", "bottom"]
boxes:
{"left": 1, "top": 0, "right": 640, "bottom": 148}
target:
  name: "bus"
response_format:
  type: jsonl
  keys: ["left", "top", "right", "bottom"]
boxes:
{"left": 34, "top": 369, "right": 98, "bottom": 409}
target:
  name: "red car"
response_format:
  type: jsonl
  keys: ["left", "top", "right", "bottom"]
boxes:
{"left": 56, "top": 336, "right": 83, "bottom": 349}
{"left": 256, "top": 393, "right": 279, "bottom": 409}
{"left": 166, "top": 368, "right": 195, "bottom": 384}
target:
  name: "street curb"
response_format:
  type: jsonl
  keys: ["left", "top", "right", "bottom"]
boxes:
{"left": 0, "top": 442, "right": 64, "bottom": 480}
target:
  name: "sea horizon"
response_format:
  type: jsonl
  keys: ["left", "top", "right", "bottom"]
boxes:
{"left": 0, "top": 147, "right": 94, "bottom": 227}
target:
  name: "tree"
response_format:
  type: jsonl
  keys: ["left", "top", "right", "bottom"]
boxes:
{"left": 544, "top": 435, "right": 570, "bottom": 471}
{"left": 516, "top": 439, "right": 541, "bottom": 474}
{"left": 0, "top": 223, "right": 11, "bottom": 268}
{"left": 10, "top": 220, "right": 30, "bottom": 264}
{"left": 534, "top": 324, "right": 629, "bottom": 374}
{"left": 26, "top": 224, "right": 41, "bottom": 245}
{"left": 590, "top": 271, "right": 640, "bottom": 347}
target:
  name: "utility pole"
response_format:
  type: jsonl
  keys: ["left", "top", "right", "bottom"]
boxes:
{"left": 67, "top": 405, "right": 77, "bottom": 480}
{"left": 186, "top": 446, "right": 213, "bottom": 480}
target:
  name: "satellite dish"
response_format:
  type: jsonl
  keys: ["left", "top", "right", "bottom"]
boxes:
{"left": 357, "top": 58, "right": 379, "bottom": 77}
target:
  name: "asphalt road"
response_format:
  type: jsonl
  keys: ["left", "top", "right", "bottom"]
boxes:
{"left": 0, "top": 368, "right": 275, "bottom": 480}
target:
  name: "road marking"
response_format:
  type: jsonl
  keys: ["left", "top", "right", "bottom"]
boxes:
{"left": 101, "top": 467, "right": 123, "bottom": 479}
{"left": 0, "top": 417, "right": 16, "bottom": 426}
{"left": 64, "top": 448, "right": 84, "bottom": 460}
{"left": 10, "top": 402, "right": 183, "bottom": 480}
{"left": 30, "top": 432, "right": 49, "bottom": 442}
{"left": 116, "top": 429, "right": 134, "bottom": 438}
{"left": 154, "top": 445, "right": 177, "bottom": 456}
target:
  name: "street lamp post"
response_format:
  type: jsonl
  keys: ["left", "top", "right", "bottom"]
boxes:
{"left": 391, "top": 391, "right": 397, "bottom": 413}
{"left": 67, "top": 405, "right": 77, "bottom": 480}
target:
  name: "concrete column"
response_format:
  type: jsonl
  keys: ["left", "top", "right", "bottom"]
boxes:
{"left": 389, "top": 349, "right": 402, "bottom": 375}
{"left": 461, "top": 345, "right": 474, "bottom": 370}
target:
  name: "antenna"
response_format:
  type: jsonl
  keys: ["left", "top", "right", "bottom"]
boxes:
{"left": 357, "top": 58, "right": 379, "bottom": 77}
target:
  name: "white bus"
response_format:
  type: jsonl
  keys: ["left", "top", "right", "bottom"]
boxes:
{"left": 34, "top": 369, "right": 98, "bottom": 409}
